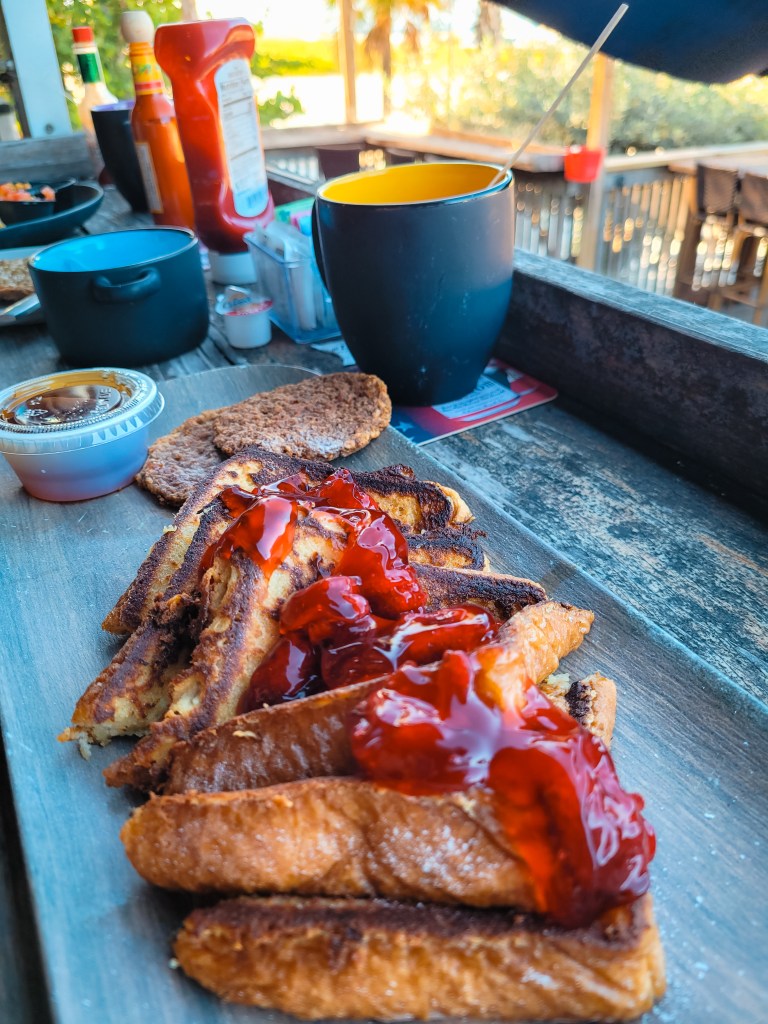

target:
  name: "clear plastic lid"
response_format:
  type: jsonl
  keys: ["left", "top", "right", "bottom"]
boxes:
{"left": 0, "top": 368, "right": 164, "bottom": 455}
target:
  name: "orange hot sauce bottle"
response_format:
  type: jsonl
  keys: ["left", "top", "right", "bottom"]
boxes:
{"left": 120, "top": 12, "right": 195, "bottom": 230}
{"left": 154, "top": 19, "right": 274, "bottom": 284}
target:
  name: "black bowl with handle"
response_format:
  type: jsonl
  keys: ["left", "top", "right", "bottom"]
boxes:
{"left": 28, "top": 227, "right": 210, "bottom": 366}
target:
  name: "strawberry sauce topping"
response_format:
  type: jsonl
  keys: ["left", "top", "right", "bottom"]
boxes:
{"left": 201, "top": 470, "right": 498, "bottom": 711}
{"left": 350, "top": 649, "right": 656, "bottom": 927}
{"left": 203, "top": 468, "right": 655, "bottom": 928}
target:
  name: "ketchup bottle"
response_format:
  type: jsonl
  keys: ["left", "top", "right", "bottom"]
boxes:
{"left": 154, "top": 19, "right": 274, "bottom": 284}
{"left": 120, "top": 12, "right": 195, "bottom": 230}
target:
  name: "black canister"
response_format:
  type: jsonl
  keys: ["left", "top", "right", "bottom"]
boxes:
{"left": 91, "top": 101, "right": 149, "bottom": 213}
{"left": 29, "top": 228, "right": 209, "bottom": 367}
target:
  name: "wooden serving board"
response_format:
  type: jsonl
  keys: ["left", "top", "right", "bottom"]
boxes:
{"left": 0, "top": 364, "right": 766, "bottom": 1023}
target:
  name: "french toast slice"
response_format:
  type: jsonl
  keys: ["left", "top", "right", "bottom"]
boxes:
{"left": 65, "top": 455, "right": 496, "bottom": 748}
{"left": 174, "top": 894, "right": 665, "bottom": 1020}
{"left": 163, "top": 672, "right": 614, "bottom": 795}
{"left": 163, "top": 600, "right": 596, "bottom": 795}
{"left": 107, "top": 447, "right": 476, "bottom": 636}
{"left": 122, "top": 778, "right": 541, "bottom": 903}
{"left": 63, "top": 550, "right": 507, "bottom": 750}
{"left": 101, "top": 569, "right": 549, "bottom": 790}
{"left": 102, "top": 509, "right": 351, "bottom": 789}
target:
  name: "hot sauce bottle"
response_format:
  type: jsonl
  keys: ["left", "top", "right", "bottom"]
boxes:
{"left": 154, "top": 19, "right": 274, "bottom": 284}
{"left": 120, "top": 12, "right": 195, "bottom": 230}
{"left": 71, "top": 27, "right": 118, "bottom": 135}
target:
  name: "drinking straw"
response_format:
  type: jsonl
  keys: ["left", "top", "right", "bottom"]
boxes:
{"left": 489, "top": 3, "right": 629, "bottom": 185}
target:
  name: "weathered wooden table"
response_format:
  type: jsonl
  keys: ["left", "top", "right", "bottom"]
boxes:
{"left": 1, "top": 187, "right": 767, "bottom": 1022}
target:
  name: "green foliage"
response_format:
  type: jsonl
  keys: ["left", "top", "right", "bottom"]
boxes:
{"left": 252, "top": 37, "right": 339, "bottom": 77}
{"left": 258, "top": 90, "right": 303, "bottom": 124}
{"left": 611, "top": 67, "right": 768, "bottom": 151}
{"left": 45, "top": 0, "right": 304, "bottom": 125}
{"left": 46, "top": 0, "right": 184, "bottom": 100}
{"left": 404, "top": 35, "right": 768, "bottom": 152}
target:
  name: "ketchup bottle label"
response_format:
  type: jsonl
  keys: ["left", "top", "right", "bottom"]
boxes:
{"left": 214, "top": 58, "right": 269, "bottom": 217}
{"left": 134, "top": 141, "right": 164, "bottom": 214}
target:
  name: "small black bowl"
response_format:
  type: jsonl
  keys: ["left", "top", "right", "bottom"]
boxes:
{"left": 0, "top": 180, "right": 76, "bottom": 226}
{"left": 29, "top": 227, "right": 210, "bottom": 366}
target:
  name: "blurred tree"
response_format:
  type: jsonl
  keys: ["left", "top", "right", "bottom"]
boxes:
{"left": 474, "top": 1, "right": 502, "bottom": 47}
{"left": 351, "top": 0, "right": 445, "bottom": 114}
{"left": 409, "top": 35, "right": 768, "bottom": 152}
{"left": 46, "top": 0, "right": 303, "bottom": 125}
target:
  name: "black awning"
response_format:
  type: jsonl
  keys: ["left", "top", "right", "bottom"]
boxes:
{"left": 497, "top": 0, "right": 768, "bottom": 83}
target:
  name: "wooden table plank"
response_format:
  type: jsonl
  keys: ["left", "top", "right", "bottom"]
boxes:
{"left": 0, "top": 734, "right": 52, "bottom": 1024}
{"left": 1, "top": 365, "right": 767, "bottom": 1023}
{"left": 429, "top": 400, "right": 768, "bottom": 701}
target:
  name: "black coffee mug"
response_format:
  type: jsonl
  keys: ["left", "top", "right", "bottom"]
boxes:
{"left": 92, "top": 102, "right": 149, "bottom": 213}
{"left": 312, "top": 162, "right": 514, "bottom": 406}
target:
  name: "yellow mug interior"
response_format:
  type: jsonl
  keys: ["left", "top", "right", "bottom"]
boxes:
{"left": 318, "top": 162, "right": 508, "bottom": 205}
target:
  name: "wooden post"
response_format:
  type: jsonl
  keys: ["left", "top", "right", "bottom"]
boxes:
{"left": 577, "top": 53, "right": 614, "bottom": 271}
{"left": 1, "top": 0, "right": 70, "bottom": 137}
{"left": 180, "top": 0, "right": 199, "bottom": 20}
{"left": 338, "top": 0, "right": 357, "bottom": 124}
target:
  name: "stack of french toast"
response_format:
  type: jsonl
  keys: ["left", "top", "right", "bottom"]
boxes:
{"left": 61, "top": 445, "right": 665, "bottom": 1021}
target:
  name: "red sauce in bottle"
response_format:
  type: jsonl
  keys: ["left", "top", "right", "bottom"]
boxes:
{"left": 349, "top": 649, "right": 656, "bottom": 927}
{"left": 154, "top": 20, "right": 274, "bottom": 261}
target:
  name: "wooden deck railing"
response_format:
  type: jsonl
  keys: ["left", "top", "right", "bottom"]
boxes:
{"left": 264, "top": 136, "right": 768, "bottom": 302}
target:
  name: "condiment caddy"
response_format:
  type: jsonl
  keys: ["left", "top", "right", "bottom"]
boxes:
{"left": 246, "top": 220, "right": 339, "bottom": 344}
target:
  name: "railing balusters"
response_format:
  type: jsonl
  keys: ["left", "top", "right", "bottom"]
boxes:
{"left": 264, "top": 150, "right": 760, "bottom": 303}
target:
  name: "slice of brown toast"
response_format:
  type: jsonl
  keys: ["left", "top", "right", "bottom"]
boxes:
{"left": 211, "top": 372, "right": 391, "bottom": 460}
{"left": 103, "top": 510, "right": 351, "bottom": 788}
{"left": 110, "top": 448, "right": 476, "bottom": 636}
{"left": 63, "top": 550, "right": 510, "bottom": 751}
{"left": 127, "top": 766, "right": 638, "bottom": 907}
{"left": 67, "top": 455, "right": 494, "bottom": 749}
{"left": 162, "top": 601, "right": 595, "bottom": 796}
{"left": 101, "top": 584, "right": 557, "bottom": 792}
{"left": 174, "top": 894, "right": 665, "bottom": 1020}
{"left": 163, "top": 672, "right": 614, "bottom": 796}
{"left": 0, "top": 258, "right": 35, "bottom": 304}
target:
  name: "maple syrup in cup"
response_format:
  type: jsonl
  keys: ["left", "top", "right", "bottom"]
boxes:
{"left": 0, "top": 369, "right": 163, "bottom": 502}
{"left": 312, "top": 162, "right": 514, "bottom": 405}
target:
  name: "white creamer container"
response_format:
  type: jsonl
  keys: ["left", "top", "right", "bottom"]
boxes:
{"left": 0, "top": 368, "right": 164, "bottom": 501}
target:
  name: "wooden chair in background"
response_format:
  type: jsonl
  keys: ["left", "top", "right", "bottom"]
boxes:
{"left": 673, "top": 164, "right": 739, "bottom": 303}
{"left": 709, "top": 172, "right": 768, "bottom": 326}
{"left": 315, "top": 144, "right": 367, "bottom": 180}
